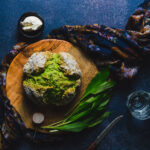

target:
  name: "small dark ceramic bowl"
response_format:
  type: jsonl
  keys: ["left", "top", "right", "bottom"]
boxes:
{"left": 18, "top": 12, "right": 44, "bottom": 39}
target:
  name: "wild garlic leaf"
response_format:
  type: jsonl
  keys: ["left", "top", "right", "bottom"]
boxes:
{"left": 70, "top": 93, "right": 107, "bottom": 117}
{"left": 66, "top": 108, "right": 91, "bottom": 122}
{"left": 81, "top": 68, "right": 110, "bottom": 100}
{"left": 71, "top": 102, "right": 90, "bottom": 115}
{"left": 67, "top": 94, "right": 103, "bottom": 119}
{"left": 89, "top": 81, "right": 115, "bottom": 95}
{"left": 97, "top": 99, "right": 110, "bottom": 111}
{"left": 88, "top": 111, "right": 111, "bottom": 128}
{"left": 85, "top": 94, "right": 103, "bottom": 103}
{"left": 49, "top": 121, "right": 88, "bottom": 132}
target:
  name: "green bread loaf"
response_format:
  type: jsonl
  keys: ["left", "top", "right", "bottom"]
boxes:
{"left": 23, "top": 51, "right": 82, "bottom": 106}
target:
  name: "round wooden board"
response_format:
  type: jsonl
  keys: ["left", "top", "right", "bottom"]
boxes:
{"left": 6, "top": 39, "right": 98, "bottom": 132}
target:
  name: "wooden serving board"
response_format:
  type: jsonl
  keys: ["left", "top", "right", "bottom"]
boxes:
{"left": 6, "top": 39, "right": 98, "bottom": 132}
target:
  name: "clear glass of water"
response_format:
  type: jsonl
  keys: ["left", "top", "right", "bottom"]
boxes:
{"left": 126, "top": 90, "right": 150, "bottom": 120}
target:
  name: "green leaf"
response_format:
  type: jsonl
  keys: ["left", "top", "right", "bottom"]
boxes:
{"left": 66, "top": 95, "right": 102, "bottom": 120}
{"left": 81, "top": 69, "right": 110, "bottom": 100}
{"left": 88, "top": 112, "right": 111, "bottom": 128}
{"left": 69, "top": 93, "right": 108, "bottom": 117}
{"left": 67, "top": 96, "right": 110, "bottom": 122}
{"left": 89, "top": 93, "right": 111, "bottom": 110}
{"left": 71, "top": 102, "right": 90, "bottom": 115}
{"left": 49, "top": 122, "right": 88, "bottom": 132}
{"left": 97, "top": 99, "right": 110, "bottom": 111}
{"left": 66, "top": 108, "right": 91, "bottom": 122}
{"left": 85, "top": 94, "right": 103, "bottom": 103}
{"left": 89, "top": 81, "right": 115, "bottom": 95}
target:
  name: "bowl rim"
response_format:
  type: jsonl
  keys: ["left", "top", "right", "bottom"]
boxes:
{"left": 18, "top": 11, "right": 44, "bottom": 39}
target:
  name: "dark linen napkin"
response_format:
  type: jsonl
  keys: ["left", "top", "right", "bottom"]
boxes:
{"left": 48, "top": 0, "right": 150, "bottom": 79}
{"left": 0, "top": 0, "right": 150, "bottom": 149}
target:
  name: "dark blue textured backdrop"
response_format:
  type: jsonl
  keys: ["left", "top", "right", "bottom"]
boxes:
{"left": 1, "top": 0, "right": 150, "bottom": 150}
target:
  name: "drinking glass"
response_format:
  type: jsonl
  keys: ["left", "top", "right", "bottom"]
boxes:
{"left": 126, "top": 90, "right": 150, "bottom": 120}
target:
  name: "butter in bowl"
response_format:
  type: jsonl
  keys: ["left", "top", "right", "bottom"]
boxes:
{"left": 18, "top": 12, "right": 44, "bottom": 39}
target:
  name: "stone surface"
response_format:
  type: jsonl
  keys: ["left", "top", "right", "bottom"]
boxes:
{"left": 1, "top": 0, "right": 150, "bottom": 150}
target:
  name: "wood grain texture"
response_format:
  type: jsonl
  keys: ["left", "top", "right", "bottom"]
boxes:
{"left": 6, "top": 39, "right": 98, "bottom": 132}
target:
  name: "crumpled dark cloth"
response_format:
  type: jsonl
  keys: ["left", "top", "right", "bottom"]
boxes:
{"left": 0, "top": 0, "right": 150, "bottom": 149}
{"left": 48, "top": 0, "right": 150, "bottom": 79}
